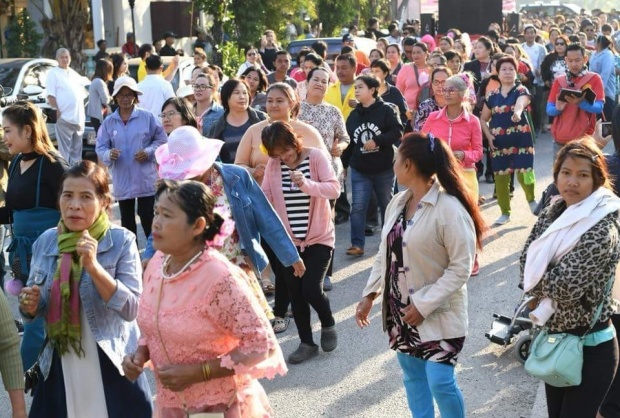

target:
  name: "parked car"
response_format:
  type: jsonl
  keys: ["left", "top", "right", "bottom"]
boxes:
{"left": 520, "top": 2, "right": 586, "bottom": 18}
{"left": 0, "top": 58, "right": 97, "bottom": 162}
{"left": 127, "top": 56, "right": 194, "bottom": 92}
{"left": 287, "top": 37, "right": 377, "bottom": 67}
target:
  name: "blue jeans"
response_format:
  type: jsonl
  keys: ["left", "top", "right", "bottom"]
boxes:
{"left": 350, "top": 167, "right": 394, "bottom": 249}
{"left": 397, "top": 352, "right": 466, "bottom": 418}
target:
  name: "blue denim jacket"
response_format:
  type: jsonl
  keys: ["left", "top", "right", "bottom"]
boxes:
{"left": 201, "top": 101, "right": 225, "bottom": 136}
{"left": 144, "top": 163, "right": 300, "bottom": 275}
{"left": 22, "top": 224, "right": 143, "bottom": 379}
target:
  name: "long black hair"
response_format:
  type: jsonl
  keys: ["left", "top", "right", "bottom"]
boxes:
{"left": 398, "top": 132, "right": 486, "bottom": 249}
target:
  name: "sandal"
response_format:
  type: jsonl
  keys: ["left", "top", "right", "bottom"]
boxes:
{"left": 271, "top": 317, "right": 289, "bottom": 334}
{"left": 261, "top": 279, "right": 275, "bottom": 296}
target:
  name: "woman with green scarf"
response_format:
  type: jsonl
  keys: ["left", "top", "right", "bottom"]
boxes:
{"left": 18, "top": 161, "right": 152, "bottom": 417}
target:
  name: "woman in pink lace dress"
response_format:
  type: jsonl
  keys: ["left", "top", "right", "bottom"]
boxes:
{"left": 123, "top": 180, "right": 287, "bottom": 417}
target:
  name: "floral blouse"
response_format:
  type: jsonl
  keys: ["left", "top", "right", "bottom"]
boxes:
{"left": 413, "top": 97, "right": 440, "bottom": 132}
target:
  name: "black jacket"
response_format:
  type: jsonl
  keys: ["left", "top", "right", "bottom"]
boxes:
{"left": 343, "top": 98, "right": 403, "bottom": 175}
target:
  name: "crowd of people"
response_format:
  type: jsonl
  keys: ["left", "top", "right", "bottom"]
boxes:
{"left": 0, "top": 8, "right": 619, "bottom": 418}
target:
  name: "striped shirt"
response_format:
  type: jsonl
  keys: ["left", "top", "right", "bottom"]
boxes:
{"left": 281, "top": 157, "right": 311, "bottom": 240}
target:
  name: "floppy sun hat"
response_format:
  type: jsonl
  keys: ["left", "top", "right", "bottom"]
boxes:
{"left": 155, "top": 125, "right": 224, "bottom": 180}
{"left": 112, "top": 75, "right": 143, "bottom": 97}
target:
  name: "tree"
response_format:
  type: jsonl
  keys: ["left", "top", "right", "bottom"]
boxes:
{"left": 315, "top": 0, "right": 358, "bottom": 36}
{"left": 5, "top": 9, "right": 43, "bottom": 58}
{"left": 31, "top": 0, "right": 90, "bottom": 72}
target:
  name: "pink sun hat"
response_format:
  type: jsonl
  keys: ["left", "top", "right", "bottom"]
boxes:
{"left": 155, "top": 126, "right": 223, "bottom": 180}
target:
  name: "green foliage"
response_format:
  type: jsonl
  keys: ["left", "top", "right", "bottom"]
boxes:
{"left": 315, "top": 0, "right": 358, "bottom": 36}
{"left": 219, "top": 41, "right": 244, "bottom": 76}
{"left": 6, "top": 9, "right": 43, "bottom": 58}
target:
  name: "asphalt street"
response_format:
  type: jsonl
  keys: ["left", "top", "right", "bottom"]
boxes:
{"left": 0, "top": 131, "right": 586, "bottom": 417}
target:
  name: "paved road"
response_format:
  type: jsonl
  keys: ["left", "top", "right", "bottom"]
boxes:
{"left": 0, "top": 131, "right": 585, "bottom": 417}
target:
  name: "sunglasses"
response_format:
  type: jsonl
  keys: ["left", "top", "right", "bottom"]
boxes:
{"left": 555, "top": 42, "right": 566, "bottom": 46}
{"left": 247, "top": 52, "right": 257, "bottom": 56}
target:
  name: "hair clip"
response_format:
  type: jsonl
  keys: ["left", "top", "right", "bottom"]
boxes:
{"left": 592, "top": 154, "right": 599, "bottom": 162}
{"left": 428, "top": 133, "right": 436, "bottom": 152}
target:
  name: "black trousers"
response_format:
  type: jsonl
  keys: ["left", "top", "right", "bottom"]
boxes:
{"left": 118, "top": 196, "right": 155, "bottom": 238}
{"left": 280, "top": 244, "right": 335, "bottom": 345}
{"left": 600, "top": 314, "right": 620, "bottom": 418}
{"left": 545, "top": 336, "right": 619, "bottom": 418}
{"left": 262, "top": 240, "right": 289, "bottom": 319}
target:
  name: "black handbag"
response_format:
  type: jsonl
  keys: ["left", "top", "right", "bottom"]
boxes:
{"left": 24, "top": 338, "right": 48, "bottom": 397}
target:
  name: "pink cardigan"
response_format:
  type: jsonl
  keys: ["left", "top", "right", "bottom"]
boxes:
{"left": 421, "top": 107, "right": 483, "bottom": 170}
{"left": 261, "top": 148, "right": 340, "bottom": 250}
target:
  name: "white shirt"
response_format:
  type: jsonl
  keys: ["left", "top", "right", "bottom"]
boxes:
{"left": 136, "top": 74, "right": 175, "bottom": 118}
{"left": 521, "top": 42, "right": 548, "bottom": 86}
{"left": 46, "top": 66, "right": 87, "bottom": 126}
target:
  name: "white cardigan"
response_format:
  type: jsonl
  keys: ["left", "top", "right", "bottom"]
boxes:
{"left": 363, "top": 181, "right": 476, "bottom": 342}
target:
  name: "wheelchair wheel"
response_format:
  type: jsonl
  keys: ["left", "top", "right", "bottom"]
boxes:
{"left": 514, "top": 334, "right": 532, "bottom": 364}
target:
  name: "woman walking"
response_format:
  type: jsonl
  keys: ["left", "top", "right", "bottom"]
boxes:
{"left": 261, "top": 121, "right": 340, "bottom": 364}
{"left": 356, "top": 132, "right": 485, "bottom": 418}
{"left": 480, "top": 56, "right": 536, "bottom": 226}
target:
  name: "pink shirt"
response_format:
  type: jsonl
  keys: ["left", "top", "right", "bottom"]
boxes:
{"left": 262, "top": 148, "right": 340, "bottom": 250}
{"left": 396, "top": 63, "right": 430, "bottom": 111}
{"left": 138, "top": 249, "right": 287, "bottom": 414}
{"left": 421, "top": 107, "right": 483, "bottom": 169}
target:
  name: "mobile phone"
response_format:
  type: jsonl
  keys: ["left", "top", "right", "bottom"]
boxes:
{"left": 601, "top": 122, "right": 612, "bottom": 137}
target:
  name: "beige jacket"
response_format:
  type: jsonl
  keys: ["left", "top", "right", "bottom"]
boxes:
{"left": 363, "top": 181, "right": 476, "bottom": 342}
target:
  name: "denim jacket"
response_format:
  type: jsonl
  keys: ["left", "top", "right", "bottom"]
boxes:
{"left": 201, "top": 101, "right": 225, "bottom": 136}
{"left": 144, "top": 163, "right": 300, "bottom": 275}
{"left": 22, "top": 224, "right": 143, "bottom": 379}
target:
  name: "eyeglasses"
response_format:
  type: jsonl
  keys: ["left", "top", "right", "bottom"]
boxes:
{"left": 442, "top": 87, "right": 460, "bottom": 95}
{"left": 192, "top": 84, "right": 213, "bottom": 91}
{"left": 116, "top": 94, "right": 135, "bottom": 99}
{"left": 555, "top": 42, "right": 566, "bottom": 46}
{"left": 432, "top": 80, "right": 446, "bottom": 86}
{"left": 585, "top": 28, "right": 595, "bottom": 32}
{"left": 158, "top": 111, "right": 181, "bottom": 120}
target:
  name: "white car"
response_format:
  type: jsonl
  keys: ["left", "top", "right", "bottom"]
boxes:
{"left": 0, "top": 58, "right": 97, "bottom": 162}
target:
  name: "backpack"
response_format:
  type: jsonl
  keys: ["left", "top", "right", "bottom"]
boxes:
{"left": 550, "top": 73, "right": 597, "bottom": 144}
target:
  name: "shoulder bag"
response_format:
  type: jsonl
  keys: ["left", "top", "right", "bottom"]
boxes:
{"left": 524, "top": 276, "right": 614, "bottom": 387}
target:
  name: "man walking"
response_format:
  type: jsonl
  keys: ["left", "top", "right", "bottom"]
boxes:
{"left": 47, "top": 48, "right": 87, "bottom": 164}
{"left": 137, "top": 55, "right": 175, "bottom": 118}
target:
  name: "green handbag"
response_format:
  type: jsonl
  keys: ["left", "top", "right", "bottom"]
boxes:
{"left": 524, "top": 277, "right": 613, "bottom": 387}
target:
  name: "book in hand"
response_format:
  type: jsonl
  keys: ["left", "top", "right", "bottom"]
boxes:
{"left": 558, "top": 87, "right": 596, "bottom": 105}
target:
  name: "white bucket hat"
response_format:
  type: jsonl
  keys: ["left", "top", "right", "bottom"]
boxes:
{"left": 112, "top": 75, "right": 143, "bottom": 97}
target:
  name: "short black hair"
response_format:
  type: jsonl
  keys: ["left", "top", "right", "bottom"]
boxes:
{"left": 341, "top": 46, "right": 354, "bottom": 55}
{"left": 97, "top": 39, "right": 106, "bottom": 48}
{"left": 274, "top": 50, "right": 290, "bottom": 61}
{"left": 145, "top": 54, "right": 163, "bottom": 70}
{"left": 220, "top": 79, "right": 249, "bottom": 113}
{"left": 335, "top": 53, "right": 357, "bottom": 67}
{"left": 355, "top": 74, "right": 380, "bottom": 98}
{"left": 566, "top": 42, "right": 586, "bottom": 56}
{"left": 304, "top": 53, "right": 323, "bottom": 67}
{"left": 138, "top": 44, "right": 153, "bottom": 60}
{"left": 311, "top": 40, "right": 328, "bottom": 58}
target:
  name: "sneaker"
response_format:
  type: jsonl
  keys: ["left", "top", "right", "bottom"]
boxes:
{"left": 289, "top": 343, "right": 319, "bottom": 364}
{"left": 485, "top": 173, "right": 494, "bottom": 184}
{"left": 15, "top": 319, "right": 24, "bottom": 336}
{"left": 364, "top": 226, "right": 375, "bottom": 236}
{"left": 471, "top": 255, "right": 480, "bottom": 277}
{"left": 528, "top": 200, "right": 538, "bottom": 214}
{"left": 493, "top": 214, "right": 511, "bottom": 226}
{"left": 321, "top": 326, "right": 338, "bottom": 352}
{"left": 346, "top": 246, "right": 364, "bottom": 256}
{"left": 335, "top": 215, "right": 349, "bottom": 225}
{"left": 323, "top": 276, "right": 333, "bottom": 292}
